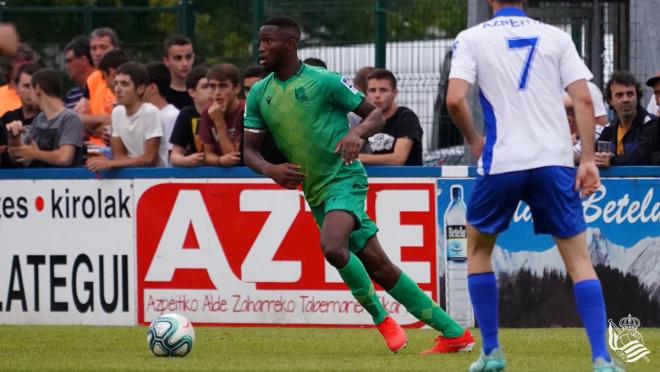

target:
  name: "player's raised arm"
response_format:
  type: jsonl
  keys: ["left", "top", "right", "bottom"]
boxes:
{"left": 446, "top": 78, "right": 484, "bottom": 158}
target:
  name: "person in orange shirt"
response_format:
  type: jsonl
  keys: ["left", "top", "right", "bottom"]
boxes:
{"left": 0, "top": 43, "right": 38, "bottom": 116}
{"left": 74, "top": 27, "right": 120, "bottom": 141}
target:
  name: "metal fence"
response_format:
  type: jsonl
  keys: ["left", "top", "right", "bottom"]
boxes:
{"left": 1, "top": 0, "right": 638, "bottom": 165}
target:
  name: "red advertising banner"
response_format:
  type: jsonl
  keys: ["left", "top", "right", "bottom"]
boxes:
{"left": 136, "top": 179, "right": 437, "bottom": 327}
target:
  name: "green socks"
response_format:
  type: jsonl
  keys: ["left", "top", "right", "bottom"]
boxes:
{"left": 388, "top": 272, "right": 464, "bottom": 338}
{"left": 338, "top": 253, "right": 388, "bottom": 325}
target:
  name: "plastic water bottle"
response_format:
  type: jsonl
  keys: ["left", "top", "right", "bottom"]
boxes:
{"left": 444, "top": 185, "right": 474, "bottom": 327}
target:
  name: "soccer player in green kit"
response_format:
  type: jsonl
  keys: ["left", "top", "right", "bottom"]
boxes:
{"left": 243, "top": 16, "right": 474, "bottom": 354}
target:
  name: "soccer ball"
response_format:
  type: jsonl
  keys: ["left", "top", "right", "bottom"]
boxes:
{"left": 146, "top": 313, "right": 195, "bottom": 357}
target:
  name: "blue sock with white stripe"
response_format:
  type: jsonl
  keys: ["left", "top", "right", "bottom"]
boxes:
{"left": 468, "top": 272, "right": 499, "bottom": 355}
{"left": 574, "top": 279, "right": 610, "bottom": 362}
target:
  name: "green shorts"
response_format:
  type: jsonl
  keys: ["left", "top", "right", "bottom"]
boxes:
{"left": 310, "top": 176, "right": 379, "bottom": 254}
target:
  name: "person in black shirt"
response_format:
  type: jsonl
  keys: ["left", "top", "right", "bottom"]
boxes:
{"left": 359, "top": 68, "right": 423, "bottom": 165}
{"left": 0, "top": 63, "right": 41, "bottom": 167}
{"left": 169, "top": 66, "right": 211, "bottom": 167}
{"left": 163, "top": 34, "right": 195, "bottom": 109}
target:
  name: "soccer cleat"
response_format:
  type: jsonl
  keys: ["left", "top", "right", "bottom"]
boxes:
{"left": 376, "top": 316, "right": 408, "bottom": 353}
{"left": 593, "top": 357, "right": 626, "bottom": 372}
{"left": 421, "top": 329, "right": 475, "bottom": 354}
{"left": 468, "top": 347, "right": 506, "bottom": 372}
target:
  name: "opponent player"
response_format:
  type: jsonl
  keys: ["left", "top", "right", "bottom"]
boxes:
{"left": 446, "top": 1, "right": 619, "bottom": 371}
{"left": 243, "top": 16, "right": 474, "bottom": 355}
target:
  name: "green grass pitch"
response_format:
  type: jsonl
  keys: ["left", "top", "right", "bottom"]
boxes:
{"left": 0, "top": 326, "right": 658, "bottom": 371}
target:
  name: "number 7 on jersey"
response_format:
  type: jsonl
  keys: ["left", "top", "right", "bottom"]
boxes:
{"left": 507, "top": 37, "right": 539, "bottom": 90}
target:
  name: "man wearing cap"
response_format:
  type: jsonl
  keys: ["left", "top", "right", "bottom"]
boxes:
{"left": 647, "top": 73, "right": 660, "bottom": 165}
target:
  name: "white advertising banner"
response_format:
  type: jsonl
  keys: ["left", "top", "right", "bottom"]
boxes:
{"left": 0, "top": 180, "right": 135, "bottom": 325}
{"left": 134, "top": 178, "right": 439, "bottom": 326}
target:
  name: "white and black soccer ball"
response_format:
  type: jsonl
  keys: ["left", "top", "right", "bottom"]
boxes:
{"left": 146, "top": 313, "right": 195, "bottom": 357}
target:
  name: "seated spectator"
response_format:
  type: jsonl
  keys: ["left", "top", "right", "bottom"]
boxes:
{"left": 569, "top": 81, "right": 609, "bottom": 162}
{"left": 144, "top": 62, "right": 179, "bottom": 154}
{"left": 6, "top": 68, "right": 84, "bottom": 167}
{"left": 0, "top": 63, "right": 41, "bottom": 167}
{"left": 63, "top": 36, "right": 95, "bottom": 109}
{"left": 0, "top": 43, "right": 38, "bottom": 117}
{"left": 303, "top": 57, "right": 327, "bottom": 69}
{"left": 86, "top": 62, "right": 168, "bottom": 171}
{"left": 595, "top": 71, "right": 656, "bottom": 167}
{"left": 239, "top": 65, "right": 286, "bottom": 165}
{"left": 199, "top": 63, "right": 243, "bottom": 167}
{"left": 169, "top": 66, "right": 210, "bottom": 167}
{"left": 358, "top": 68, "right": 423, "bottom": 165}
{"left": 163, "top": 34, "right": 195, "bottom": 109}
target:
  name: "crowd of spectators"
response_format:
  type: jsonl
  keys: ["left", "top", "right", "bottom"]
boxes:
{"left": 0, "top": 25, "right": 658, "bottom": 170}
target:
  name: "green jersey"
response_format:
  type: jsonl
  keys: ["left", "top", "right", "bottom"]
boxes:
{"left": 244, "top": 63, "right": 366, "bottom": 207}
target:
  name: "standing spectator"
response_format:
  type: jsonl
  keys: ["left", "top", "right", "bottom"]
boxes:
{"left": 303, "top": 57, "right": 327, "bottom": 69}
{"left": 646, "top": 73, "right": 660, "bottom": 165}
{"left": 63, "top": 36, "right": 95, "bottom": 109}
{"left": 6, "top": 68, "right": 84, "bottom": 167}
{"left": 0, "top": 63, "right": 41, "bottom": 167}
{"left": 144, "top": 62, "right": 179, "bottom": 153}
{"left": 86, "top": 62, "right": 167, "bottom": 171}
{"left": 75, "top": 27, "right": 120, "bottom": 141}
{"left": 646, "top": 73, "right": 660, "bottom": 116}
{"left": 199, "top": 63, "right": 243, "bottom": 167}
{"left": 359, "top": 68, "right": 423, "bottom": 165}
{"left": 241, "top": 65, "right": 266, "bottom": 97}
{"left": 162, "top": 34, "right": 195, "bottom": 109}
{"left": 348, "top": 66, "right": 375, "bottom": 154}
{"left": 0, "top": 43, "right": 38, "bottom": 116}
{"left": 169, "top": 66, "right": 211, "bottom": 167}
{"left": 595, "top": 71, "right": 656, "bottom": 167}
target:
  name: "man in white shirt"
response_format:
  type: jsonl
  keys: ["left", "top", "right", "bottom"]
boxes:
{"left": 87, "top": 62, "right": 168, "bottom": 172}
{"left": 144, "top": 62, "right": 179, "bottom": 154}
{"left": 446, "top": 1, "right": 615, "bottom": 371}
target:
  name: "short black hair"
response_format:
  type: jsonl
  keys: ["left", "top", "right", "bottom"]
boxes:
{"left": 145, "top": 62, "right": 171, "bottom": 96}
{"left": 31, "top": 68, "right": 63, "bottom": 98}
{"left": 15, "top": 63, "right": 42, "bottom": 84}
{"left": 242, "top": 65, "right": 267, "bottom": 81}
{"left": 605, "top": 70, "right": 642, "bottom": 101}
{"left": 163, "top": 34, "right": 193, "bottom": 56}
{"left": 186, "top": 65, "right": 208, "bottom": 90}
{"left": 303, "top": 57, "right": 327, "bottom": 69}
{"left": 262, "top": 16, "right": 302, "bottom": 40}
{"left": 116, "top": 62, "right": 149, "bottom": 88}
{"left": 99, "top": 50, "right": 129, "bottom": 74}
{"left": 367, "top": 68, "right": 397, "bottom": 90}
{"left": 65, "top": 36, "right": 93, "bottom": 66}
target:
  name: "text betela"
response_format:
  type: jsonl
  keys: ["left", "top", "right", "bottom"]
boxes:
{"left": 146, "top": 294, "right": 403, "bottom": 315}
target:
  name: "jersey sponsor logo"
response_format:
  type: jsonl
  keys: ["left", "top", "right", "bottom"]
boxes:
{"left": 341, "top": 76, "right": 359, "bottom": 94}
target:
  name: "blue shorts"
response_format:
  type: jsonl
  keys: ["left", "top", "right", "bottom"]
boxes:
{"left": 466, "top": 166, "right": 586, "bottom": 238}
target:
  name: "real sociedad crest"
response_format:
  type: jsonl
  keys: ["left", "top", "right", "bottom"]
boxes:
{"left": 608, "top": 314, "right": 651, "bottom": 364}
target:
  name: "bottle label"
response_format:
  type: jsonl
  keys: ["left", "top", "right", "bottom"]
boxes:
{"left": 446, "top": 225, "right": 467, "bottom": 261}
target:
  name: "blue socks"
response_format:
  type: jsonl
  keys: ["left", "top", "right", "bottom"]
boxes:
{"left": 574, "top": 279, "right": 610, "bottom": 362}
{"left": 468, "top": 272, "right": 499, "bottom": 355}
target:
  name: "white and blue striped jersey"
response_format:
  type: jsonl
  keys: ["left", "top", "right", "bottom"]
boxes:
{"left": 449, "top": 7, "right": 593, "bottom": 175}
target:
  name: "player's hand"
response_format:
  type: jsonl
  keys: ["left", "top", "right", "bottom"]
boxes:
{"left": 185, "top": 152, "right": 205, "bottom": 167}
{"left": 264, "top": 163, "right": 305, "bottom": 189}
{"left": 467, "top": 135, "right": 484, "bottom": 158}
{"left": 5, "top": 120, "right": 24, "bottom": 137}
{"left": 335, "top": 130, "right": 363, "bottom": 165}
{"left": 86, "top": 156, "right": 114, "bottom": 172}
{"left": 208, "top": 102, "right": 227, "bottom": 125}
{"left": 594, "top": 152, "right": 612, "bottom": 168}
{"left": 575, "top": 160, "right": 600, "bottom": 197}
{"left": 218, "top": 152, "right": 241, "bottom": 167}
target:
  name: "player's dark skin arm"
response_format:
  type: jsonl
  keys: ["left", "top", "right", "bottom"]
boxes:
{"left": 244, "top": 130, "right": 305, "bottom": 189}
{"left": 335, "top": 99, "right": 385, "bottom": 164}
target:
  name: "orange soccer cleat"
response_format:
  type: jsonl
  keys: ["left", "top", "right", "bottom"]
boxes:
{"left": 376, "top": 316, "right": 408, "bottom": 353}
{"left": 421, "top": 329, "right": 476, "bottom": 354}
